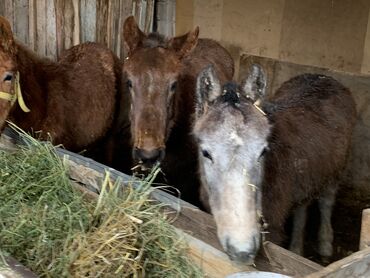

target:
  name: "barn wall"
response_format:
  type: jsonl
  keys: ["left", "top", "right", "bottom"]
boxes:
{"left": 176, "top": 0, "right": 370, "bottom": 77}
{"left": 0, "top": 0, "right": 154, "bottom": 60}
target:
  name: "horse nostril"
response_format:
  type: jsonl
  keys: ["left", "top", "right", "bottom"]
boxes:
{"left": 225, "top": 237, "right": 258, "bottom": 264}
{"left": 134, "top": 148, "right": 165, "bottom": 165}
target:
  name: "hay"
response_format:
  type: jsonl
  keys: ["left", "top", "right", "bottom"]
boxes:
{"left": 0, "top": 127, "right": 202, "bottom": 277}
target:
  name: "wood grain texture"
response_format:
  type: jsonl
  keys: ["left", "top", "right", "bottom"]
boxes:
{"left": 0, "top": 0, "right": 139, "bottom": 59}
{"left": 35, "top": 0, "right": 46, "bottom": 56}
{"left": 14, "top": 0, "right": 29, "bottom": 44}
{"left": 80, "top": 0, "right": 96, "bottom": 42}
{"left": 360, "top": 208, "right": 370, "bottom": 250}
{"left": 305, "top": 247, "right": 370, "bottom": 278}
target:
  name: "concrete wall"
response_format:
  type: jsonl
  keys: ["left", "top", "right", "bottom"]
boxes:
{"left": 176, "top": 0, "right": 370, "bottom": 77}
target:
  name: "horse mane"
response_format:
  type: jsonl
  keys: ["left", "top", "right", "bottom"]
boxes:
{"left": 220, "top": 82, "right": 241, "bottom": 106}
{"left": 142, "top": 33, "right": 168, "bottom": 48}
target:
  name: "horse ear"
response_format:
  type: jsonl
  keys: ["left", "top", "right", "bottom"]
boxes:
{"left": 241, "top": 64, "right": 267, "bottom": 104}
{"left": 195, "top": 65, "right": 221, "bottom": 116}
{"left": 0, "top": 16, "right": 15, "bottom": 53}
{"left": 123, "top": 16, "right": 145, "bottom": 56}
{"left": 169, "top": 27, "right": 199, "bottom": 59}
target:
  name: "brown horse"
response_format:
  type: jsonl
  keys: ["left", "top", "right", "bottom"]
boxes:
{"left": 193, "top": 64, "right": 356, "bottom": 264}
{"left": 0, "top": 16, "right": 121, "bottom": 152}
{"left": 115, "top": 16, "right": 234, "bottom": 205}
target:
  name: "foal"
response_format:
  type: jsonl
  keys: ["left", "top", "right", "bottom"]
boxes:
{"left": 193, "top": 64, "right": 356, "bottom": 264}
{"left": 0, "top": 16, "right": 121, "bottom": 151}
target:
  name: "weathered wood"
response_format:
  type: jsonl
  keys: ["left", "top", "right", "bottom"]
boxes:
{"left": 0, "top": 1, "right": 5, "bottom": 16}
{"left": 179, "top": 230, "right": 254, "bottom": 278}
{"left": 359, "top": 208, "right": 370, "bottom": 250}
{"left": 80, "top": 0, "right": 96, "bottom": 42}
{"left": 96, "top": 0, "right": 109, "bottom": 46}
{"left": 305, "top": 247, "right": 370, "bottom": 278}
{"left": 45, "top": 0, "right": 56, "bottom": 58}
{"left": 55, "top": 0, "right": 78, "bottom": 58}
{"left": 3, "top": 0, "right": 14, "bottom": 27}
{"left": 72, "top": 0, "right": 80, "bottom": 46}
{"left": 59, "top": 146, "right": 321, "bottom": 277}
{"left": 28, "top": 0, "right": 36, "bottom": 51}
{"left": 0, "top": 128, "right": 323, "bottom": 277}
{"left": 119, "top": 0, "right": 133, "bottom": 58}
{"left": 35, "top": 0, "right": 46, "bottom": 56}
{"left": 14, "top": 0, "right": 29, "bottom": 44}
{"left": 262, "top": 241, "right": 323, "bottom": 277}
{"left": 3, "top": 256, "right": 38, "bottom": 278}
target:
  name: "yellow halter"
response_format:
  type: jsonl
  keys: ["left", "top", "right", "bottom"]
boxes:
{"left": 0, "top": 72, "right": 30, "bottom": 113}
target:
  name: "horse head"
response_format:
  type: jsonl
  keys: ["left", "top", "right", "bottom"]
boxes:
{"left": 123, "top": 16, "right": 199, "bottom": 168}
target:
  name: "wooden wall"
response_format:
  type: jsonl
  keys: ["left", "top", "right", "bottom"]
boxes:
{"left": 0, "top": 0, "right": 155, "bottom": 60}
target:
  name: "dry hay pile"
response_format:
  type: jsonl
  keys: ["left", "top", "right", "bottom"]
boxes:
{"left": 0, "top": 128, "right": 202, "bottom": 277}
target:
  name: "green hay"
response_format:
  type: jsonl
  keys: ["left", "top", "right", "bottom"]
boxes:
{"left": 0, "top": 127, "right": 202, "bottom": 277}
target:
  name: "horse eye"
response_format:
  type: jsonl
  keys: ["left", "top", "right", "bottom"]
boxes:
{"left": 3, "top": 73, "right": 13, "bottom": 82}
{"left": 259, "top": 148, "right": 267, "bottom": 158}
{"left": 170, "top": 81, "right": 177, "bottom": 92}
{"left": 202, "top": 149, "right": 213, "bottom": 161}
{"left": 127, "top": 79, "right": 132, "bottom": 89}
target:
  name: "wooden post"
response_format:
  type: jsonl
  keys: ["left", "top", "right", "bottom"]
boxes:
{"left": 360, "top": 208, "right": 370, "bottom": 250}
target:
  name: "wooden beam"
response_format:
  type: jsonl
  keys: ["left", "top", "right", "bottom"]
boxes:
{"left": 2, "top": 256, "right": 38, "bottom": 278}
{"left": 0, "top": 129, "right": 323, "bottom": 277}
{"left": 262, "top": 242, "right": 323, "bottom": 277}
{"left": 305, "top": 247, "right": 370, "bottom": 278}
{"left": 360, "top": 208, "right": 370, "bottom": 250}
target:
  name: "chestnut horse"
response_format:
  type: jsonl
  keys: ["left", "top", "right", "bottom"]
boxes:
{"left": 193, "top": 64, "right": 356, "bottom": 264}
{"left": 118, "top": 16, "right": 234, "bottom": 204}
{"left": 0, "top": 16, "right": 121, "bottom": 152}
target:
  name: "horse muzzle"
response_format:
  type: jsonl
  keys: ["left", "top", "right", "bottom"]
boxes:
{"left": 224, "top": 234, "right": 260, "bottom": 265}
{"left": 133, "top": 147, "right": 165, "bottom": 168}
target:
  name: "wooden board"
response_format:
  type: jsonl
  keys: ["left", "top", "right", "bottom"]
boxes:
{"left": 305, "top": 247, "right": 370, "bottom": 278}
{"left": 0, "top": 128, "right": 323, "bottom": 277}
{"left": 360, "top": 208, "right": 370, "bottom": 250}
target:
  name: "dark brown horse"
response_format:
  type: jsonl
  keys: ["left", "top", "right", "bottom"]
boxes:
{"left": 116, "top": 16, "right": 234, "bottom": 204}
{"left": 193, "top": 64, "right": 356, "bottom": 264}
{"left": 0, "top": 16, "right": 121, "bottom": 152}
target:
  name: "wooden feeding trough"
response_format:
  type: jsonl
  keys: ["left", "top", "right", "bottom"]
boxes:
{"left": 0, "top": 128, "right": 369, "bottom": 278}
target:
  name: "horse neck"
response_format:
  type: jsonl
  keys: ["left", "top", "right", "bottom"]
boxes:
{"left": 11, "top": 42, "right": 52, "bottom": 130}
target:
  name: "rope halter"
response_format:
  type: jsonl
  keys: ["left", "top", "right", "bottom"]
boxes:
{"left": 0, "top": 71, "right": 30, "bottom": 113}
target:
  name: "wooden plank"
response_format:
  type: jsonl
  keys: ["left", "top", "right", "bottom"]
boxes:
{"left": 359, "top": 208, "right": 370, "bottom": 250}
{"left": 3, "top": 0, "right": 14, "bottom": 29}
{"left": 72, "top": 0, "right": 80, "bottom": 46}
{"left": 110, "top": 0, "right": 121, "bottom": 54}
{"left": 3, "top": 256, "right": 38, "bottom": 278}
{"left": 35, "top": 0, "right": 46, "bottom": 56}
{"left": 179, "top": 230, "right": 254, "bottom": 278}
{"left": 96, "top": 0, "right": 109, "bottom": 46}
{"left": 28, "top": 0, "right": 36, "bottom": 51}
{"left": 13, "top": 0, "right": 29, "bottom": 45}
{"left": 0, "top": 128, "right": 322, "bottom": 277}
{"left": 45, "top": 0, "right": 56, "bottom": 59}
{"left": 305, "top": 247, "right": 370, "bottom": 278}
{"left": 0, "top": 1, "right": 5, "bottom": 16}
{"left": 119, "top": 0, "right": 134, "bottom": 58}
{"left": 80, "top": 0, "right": 96, "bottom": 43}
{"left": 262, "top": 241, "right": 323, "bottom": 277}
{"left": 59, "top": 146, "right": 320, "bottom": 277}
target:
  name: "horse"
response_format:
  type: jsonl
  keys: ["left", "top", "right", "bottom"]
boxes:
{"left": 0, "top": 16, "right": 122, "bottom": 152}
{"left": 193, "top": 64, "right": 356, "bottom": 264}
{"left": 116, "top": 16, "right": 234, "bottom": 205}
